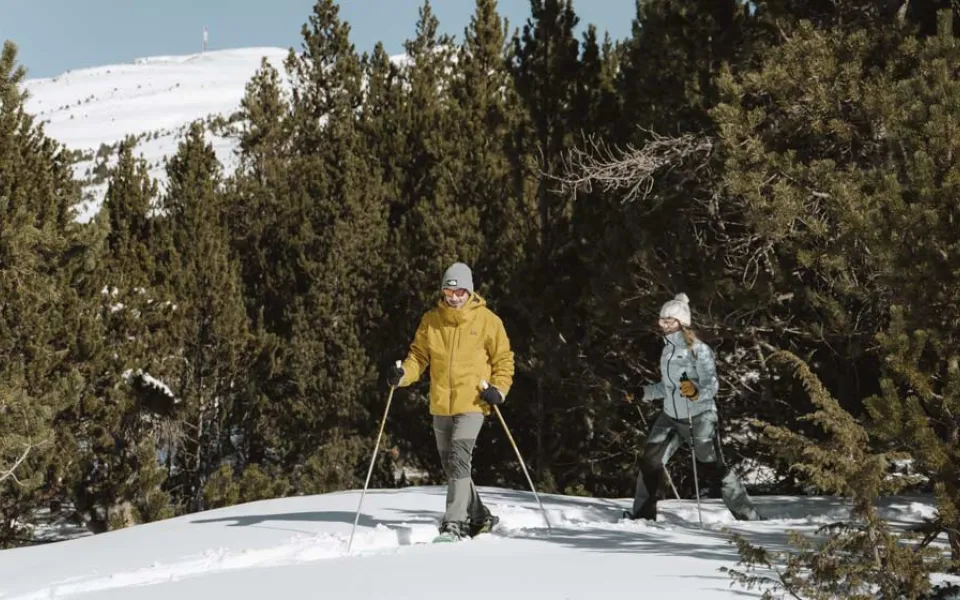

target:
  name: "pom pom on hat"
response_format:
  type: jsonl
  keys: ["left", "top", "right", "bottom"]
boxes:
{"left": 659, "top": 293, "right": 692, "bottom": 327}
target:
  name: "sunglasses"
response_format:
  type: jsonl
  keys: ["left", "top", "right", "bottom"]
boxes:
{"left": 442, "top": 288, "right": 470, "bottom": 298}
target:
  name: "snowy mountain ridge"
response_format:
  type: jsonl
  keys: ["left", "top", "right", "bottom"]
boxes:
{"left": 21, "top": 46, "right": 402, "bottom": 223}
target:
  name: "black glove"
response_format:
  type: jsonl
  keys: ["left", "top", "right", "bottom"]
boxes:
{"left": 480, "top": 385, "right": 504, "bottom": 406}
{"left": 386, "top": 362, "right": 404, "bottom": 387}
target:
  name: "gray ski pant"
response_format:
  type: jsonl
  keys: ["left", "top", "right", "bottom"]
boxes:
{"left": 434, "top": 413, "right": 490, "bottom": 525}
{"left": 631, "top": 410, "right": 762, "bottom": 521}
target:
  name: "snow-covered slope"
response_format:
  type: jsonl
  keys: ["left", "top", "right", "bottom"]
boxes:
{"left": 22, "top": 47, "right": 291, "bottom": 222}
{"left": 0, "top": 486, "right": 953, "bottom": 600}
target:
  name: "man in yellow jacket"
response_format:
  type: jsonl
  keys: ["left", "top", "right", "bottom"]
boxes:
{"left": 387, "top": 262, "right": 515, "bottom": 541}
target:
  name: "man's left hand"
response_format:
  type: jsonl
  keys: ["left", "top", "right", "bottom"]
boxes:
{"left": 481, "top": 385, "right": 504, "bottom": 406}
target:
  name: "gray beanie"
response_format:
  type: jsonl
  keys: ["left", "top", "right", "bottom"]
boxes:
{"left": 441, "top": 262, "right": 474, "bottom": 293}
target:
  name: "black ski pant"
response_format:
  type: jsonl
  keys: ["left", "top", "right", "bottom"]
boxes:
{"left": 630, "top": 410, "right": 762, "bottom": 521}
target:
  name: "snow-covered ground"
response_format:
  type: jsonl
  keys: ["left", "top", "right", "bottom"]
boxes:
{"left": 22, "top": 47, "right": 291, "bottom": 222}
{"left": 0, "top": 485, "right": 954, "bottom": 599}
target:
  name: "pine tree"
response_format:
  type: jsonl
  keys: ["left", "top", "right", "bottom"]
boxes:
{"left": 560, "top": 2, "right": 763, "bottom": 497}
{"left": 0, "top": 40, "right": 94, "bottom": 545}
{"left": 452, "top": 0, "right": 532, "bottom": 296}
{"left": 228, "top": 57, "right": 296, "bottom": 343}
{"left": 265, "top": 0, "right": 392, "bottom": 493}
{"left": 510, "top": 0, "right": 580, "bottom": 255}
{"left": 869, "top": 310, "right": 960, "bottom": 563}
{"left": 236, "top": 59, "right": 288, "bottom": 188}
{"left": 724, "top": 351, "right": 953, "bottom": 599}
{"left": 360, "top": 40, "right": 411, "bottom": 353}
{"left": 709, "top": 19, "right": 899, "bottom": 410}
{"left": 857, "top": 12, "right": 960, "bottom": 562}
{"left": 573, "top": 25, "right": 618, "bottom": 138}
{"left": 360, "top": 42, "right": 404, "bottom": 202}
{"left": 401, "top": 1, "right": 483, "bottom": 291}
{"left": 905, "top": 0, "right": 960, "bottom": 36}
{"left": 65, "top": 137, "right": 178, "bottom": 532}
{"left": 472, "top": 0, "right": 622, "bottom": 494}
{"left": 222, "top": 57, "right": 295, "bottom": 483}
{"left": 616, "top": 0, "right": 754, "bottom": 139}
{"left": 753, "top": 0, "right": 915, "bottom": 31}
{"left": 158, "top": 122, "right": 253, "bottom": 512}
{"left": 709, "top": 8, "right": 960, "bottom": 590}
{"left": 103, "top": 138, "right": 157, "bottom": 285}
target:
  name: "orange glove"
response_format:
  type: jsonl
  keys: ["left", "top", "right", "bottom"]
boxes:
{"left": 680, "top": 379, "right": 698, "bottom": 400}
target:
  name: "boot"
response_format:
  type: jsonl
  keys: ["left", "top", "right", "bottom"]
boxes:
{"left": 435, "top": 520, "right": 465, "bottom": 542}
{"left": 468, "top": 512, "right": 499, "bottom": 537}
{"left": 622, "top": 508, "right": 657, "bottom": 521}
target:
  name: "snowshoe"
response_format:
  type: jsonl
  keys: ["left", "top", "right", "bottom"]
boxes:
{"left": 621, "top": 509, "right": 657, "bottom": 522}
{"left": 432, "top": 521, "right": 465, "bottom": 543}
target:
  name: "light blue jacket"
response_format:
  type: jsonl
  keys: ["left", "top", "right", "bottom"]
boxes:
{"left": 642, "top": 330, "right": 719, "bottom": 420}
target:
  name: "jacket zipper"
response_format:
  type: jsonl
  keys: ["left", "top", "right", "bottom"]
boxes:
{"left": 449, "top": 327, "right": 458, "bottom": 414}
{"left": 666, "top": 342, "right": 679, "bottom": 418}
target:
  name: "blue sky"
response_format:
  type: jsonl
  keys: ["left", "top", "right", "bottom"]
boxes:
{"left": 0, "top": 0, "right": 637, "bottom": 80}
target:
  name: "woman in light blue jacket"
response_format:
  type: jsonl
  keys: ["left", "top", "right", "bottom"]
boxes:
{"left": 626, "top": 293, "right": 763, "bottom": 522}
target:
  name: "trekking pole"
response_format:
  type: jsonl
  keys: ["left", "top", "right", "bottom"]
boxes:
{"left": 687, "top": 412, "right": 704, "bottom": 530}
{"left": 680, "top": 373, "right": 704, "bottom": 530}
{"left": 347, "top": 361, "right": 400, "bottom": 552}
{"left": 482, "top": 380, "right": 552, "bottom": 533}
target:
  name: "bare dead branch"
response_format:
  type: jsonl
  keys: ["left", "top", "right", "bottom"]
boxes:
{"left": 0, "top": 443, "right": 36, "bottom": 485}
{"left": 543, "top": 130, "right": 715, "bottom": 203}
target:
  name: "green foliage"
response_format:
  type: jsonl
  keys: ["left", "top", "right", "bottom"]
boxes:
{"left": 452, "top": 0, "right": 532, "bottom": 287}
{"left": 203, "top": 464, "right": 291, "bottom": 509}
{"left": 155, "top": 122, "right": 254, "bottom": 513}
{"left": 0, "top": 40, "right": 95, "bottom": 546}
{"left": 617, "top": 0, "right": 754, "bottom": 138}
{"left": 705, "top": 9, "right": 960, "bottom": 592}
{"left": 868, "top": 307, "right": 960, "bottom": 560}
{"left": 61, "top": 133, "right": 181, "bottom": 534}
{"left": 723, "top": 350, "right": 952, "bottom": 600}
{"left": 755, "top": 351, "right": 913, "bottom": 504}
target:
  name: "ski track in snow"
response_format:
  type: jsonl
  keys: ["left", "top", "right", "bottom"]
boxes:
{"left": 2, "top": 492, "right": 948, "bottom": 600}
{"left": 0, "top": 503, "right": 807, "bottom": 600}
{"left": 3, "top": 504, "right": 590, "bottom": 600}
{"left": 6, "top": 501, "right": 727, "bottom": 600}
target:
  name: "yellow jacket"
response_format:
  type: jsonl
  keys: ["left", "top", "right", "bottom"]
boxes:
{"left": 398, "top": 293, "right": 514, "bottom": 416}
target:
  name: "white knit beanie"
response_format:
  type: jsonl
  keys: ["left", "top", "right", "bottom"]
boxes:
{"left": 659, "top": 293, "right": 691, "bottom": 327}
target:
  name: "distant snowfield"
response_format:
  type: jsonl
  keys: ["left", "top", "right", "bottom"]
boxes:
{"left": 0, "top": 485, "right": 955, "bottom": 600}
{"left": 22, "top": 47, "right": 292, "bottom": 222}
